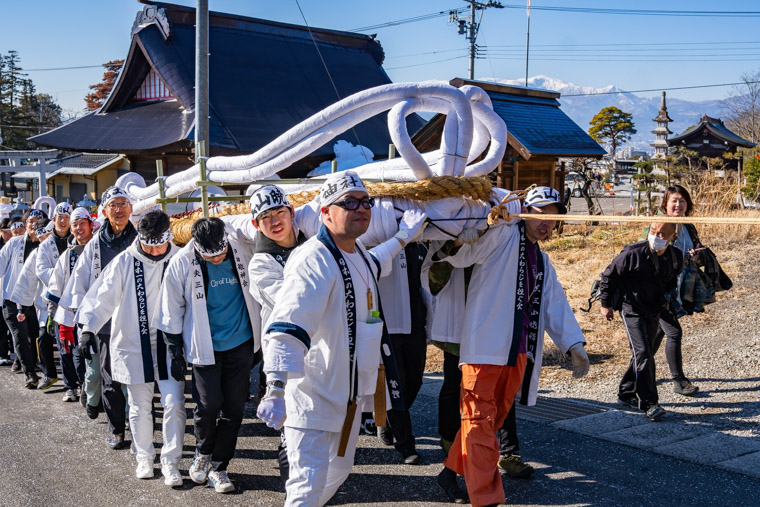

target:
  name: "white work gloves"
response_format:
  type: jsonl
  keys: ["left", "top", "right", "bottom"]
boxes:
{"left": 395, "top": 209, "right": 428, "bottom": 245}
{"left": 457, "top": 228, "right": 480, "bottom": 245}
{"left": 568, "top": 342, "right": 589, "bottom": 378}
{"left": 257, "top": 391, "right": 286, "bottom": 430}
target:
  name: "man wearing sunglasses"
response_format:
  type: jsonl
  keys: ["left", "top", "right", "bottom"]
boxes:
{"left": 61, "top": 187, "right": 137, "bottom": 450}
{"left": 257, "top": 170, "right": 427, "bottom": 505}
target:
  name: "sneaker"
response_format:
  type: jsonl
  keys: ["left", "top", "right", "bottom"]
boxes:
{"left": 136, "top": 458, "right": 154, "bottom": 479}
{"left": 24, "top": 374, "right": 39, "bottom": 389}
{"left": 401, "top": 450, "right": 421, "bottom": 465}
{"left": 38, "top": 376, "right": 59, "bottom": 390}
{"left": 377, "top": 425, "right": 394, "bottom": 446}
{"left": 86, "top": 402, "right": 102, "bottom": 420}
{"left": 646, "top": 404, "right": 666, "bottom": 422}
{"left": 436, "top": 467, "right": 468, "bottom": 504}
{"left": 107, "top": 432, "right": 129, "bottom": 450}
{"left": 0, "top": 358, "right": 11, "bottom": 366}
{"left": 11, "top": 361, "right": 22, "bottom": 373}
{"left": 189, "top": 451, "right": 212, "bottom": 484}
{"left": 673, "top": 379, "right": 699, "bottom": 396}
{"left": 617, "top": 396, "right": 640, "bottom": 411}
{"left": 498, "top": 453, "right": 534, "bottom": 478}
{"left": 162, "top": 462, "right": 183, "bottom": 488}
{"left": 208, "top": 470, "right": 235, "bottom": 493}
{"left": 79, "top": 389, "right": 88, "bottom": 408}
{"left": 62, "top": 389, "right": 78, "bottom": 402}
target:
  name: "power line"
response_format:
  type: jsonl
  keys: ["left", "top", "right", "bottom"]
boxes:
{"left": 500, "top": 4, "right": 760, "bottom": 17}
{"left": 561, "top": 81, "right": 760, "bottom": 97}
{"left": 23, "top": 65, "right": 103, "bottom": 72}
{"left": 352, "top": 7, "right": 467, "bottom": 32}
{"left": 384, "top": 55, "right": 468, "bottom": 70}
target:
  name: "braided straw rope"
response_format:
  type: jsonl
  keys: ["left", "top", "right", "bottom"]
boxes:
{"left": 170, "top": 176, "right": 493, "bottom": 245}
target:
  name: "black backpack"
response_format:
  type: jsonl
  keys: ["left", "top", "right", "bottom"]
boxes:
{"left": 580, "top": 278, "right": 620, "bottom": 313}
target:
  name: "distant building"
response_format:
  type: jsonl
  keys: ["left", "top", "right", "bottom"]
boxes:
{"left": 651, "top": 91, "right": 673, "bottom": 159}
{"left": 46, "top": 153, "right": 130, "bottom": 203}
{"left": 668, "top": 115, "right": 755, "bottom": 171}
{"left": 413, "top": 78, "right": 605, "bottom": 194}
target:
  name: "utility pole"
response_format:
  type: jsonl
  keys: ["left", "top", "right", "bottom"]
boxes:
{"left": 449, "top": 1, "right": 504, "bottom": 80}
{"left": 195, "top": 0, "right": 210, "bottom": 217}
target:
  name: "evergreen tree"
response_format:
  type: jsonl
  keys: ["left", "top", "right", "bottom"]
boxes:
{"left": 588, "top": 106, "right": 637, "bottom": 161}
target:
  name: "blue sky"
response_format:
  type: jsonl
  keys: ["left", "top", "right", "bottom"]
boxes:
{"left": 3, "top": 0, "right": 760, "bottom": 115}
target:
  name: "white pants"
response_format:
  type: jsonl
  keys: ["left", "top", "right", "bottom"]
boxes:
{"left": 284, "top": 403, "right": 362, "bottom": 507}
{"left": 126, "top": 378, "right": 186, "bottom": 464}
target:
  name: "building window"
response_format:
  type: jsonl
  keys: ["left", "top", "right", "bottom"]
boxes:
{"left": 133, "top": 69, "right": 174, "bottom": 101}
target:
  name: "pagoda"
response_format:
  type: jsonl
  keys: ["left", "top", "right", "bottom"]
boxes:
{"left": 651, "top": 91, "right": 673, "bottom": 159}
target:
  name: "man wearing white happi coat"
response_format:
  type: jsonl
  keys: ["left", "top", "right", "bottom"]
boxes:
{"left": 77, "top": 210, "right": 185, "bottom": 486}
{"left": 11, "top": 219, "right": 57, "bottom": 390}
{"left": 47, "top": 208, "right": 96, "bottom": 407}
{"left": 257, "top": 171, "right": 427, "bottom": 506}
{"left": 433, "top": 186, "right": 590, "bottom": 506}
{"left": 156, "top": 216, "right": 261, "bottom": 494}
{"left": 62, "top": 186, "right": 137, "bottom": 449}
{"left": 0, "top": 209, "right": 46, "bottom": 389}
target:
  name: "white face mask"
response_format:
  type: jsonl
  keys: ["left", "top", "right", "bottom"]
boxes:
{"left": 648, "top": 233, "right": 669, "bottom": 252}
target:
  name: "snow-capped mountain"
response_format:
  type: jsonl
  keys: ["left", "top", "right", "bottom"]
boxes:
{"left": 481, "top": 75, "right": 725, "bottom": 155}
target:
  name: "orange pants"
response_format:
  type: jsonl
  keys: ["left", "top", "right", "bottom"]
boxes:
{"left": 443, "top": 355, "right": 527, "bottom": 507}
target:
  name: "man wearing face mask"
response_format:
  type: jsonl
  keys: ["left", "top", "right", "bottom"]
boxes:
{"left": 599, "top": 221, "right": 682, "bottom": 422}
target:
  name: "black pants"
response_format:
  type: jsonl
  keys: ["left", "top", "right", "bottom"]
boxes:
{"left": 386, "top": 329, "right": 427, "bottom": 455}
{"left": 99, "top": 333, "right": 127, "bottom": 435}
{"left": 653, "top": 308, "right": 686, "bottom": 381}
{"left": 57, "top": 324, "right": 84, "bottom": 391}
{"left": 439, "top": 350, "right": 517, "bottom": 455}
{"left": 37, "top": 325, "right": 57, "bottom": 379}
{"left": 0, "top": 310, "right": 13, "bottom": 360}
{"left": 3, "top": 302, "right": 39, "bottom": 376}
{"left": 619, "top": 310, "right": 660, "bottom": 409}
{"left": 192, "top": 338, "right": 255, "bottom": 471}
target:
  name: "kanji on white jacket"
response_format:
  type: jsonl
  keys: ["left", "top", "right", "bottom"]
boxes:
{"left": 46, "top": 240, "right": 85, "bottom": 327}
{"left": 436, "top": 220, "right": 585, "bottom": 406}
{"left": 155, "top": 237, "right": 262, "bottom": 366}
{"left": 263, "top": 227, "right": 397, "bottom": 433}
{"left": 77, "top": 241, "right": 177, "bottom": 385}
{"left": 35, "top": 233, "right": 64, "bottom": 288}
{"left": 248, "top": 252, "right": 285, "bottom": 336}
{"left": 10, "top": 247, "right": 48, "bottom": 326}
{"left": 421, "top": 242, "right": 466, "bottom": 345}
{"left": 0, "top": 234, "right": 32, "bottom": 304}
{"left": 58, "top": 232, "right": 107, "bottom": 314}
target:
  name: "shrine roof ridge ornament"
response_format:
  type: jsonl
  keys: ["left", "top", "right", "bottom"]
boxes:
{"left": 132, "top": 5, "right": 171, "bottom": 40}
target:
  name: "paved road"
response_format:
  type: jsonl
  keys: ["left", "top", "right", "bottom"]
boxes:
{"left": 1, "top": 367, "right": 758, "bottom": 506}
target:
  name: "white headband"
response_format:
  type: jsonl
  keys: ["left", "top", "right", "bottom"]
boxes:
{"left": 101, "top": 187, "right": 131, "bottom": 207}
{"left": 250, "top": 185, "right": 290, "bottom": 219}
{"left": 319, "top": 170, "right": 368, "bottom": 206}
{"left": 54, "top": 202, "right": 72, "bottom": 217}
{"left": 139, "top": 228, "right": 173, "bottom": 247}
{"left": 70, "top": 208, "right": 93, "bottom": 223}
{"left": 193, "top": 235, "right": 228, "bottom": 258}
{"left": 10, "top": 222, "right": 24, "bottom": 231}
{"left": 35, "top": 222, "right": 54, "bottom": 236}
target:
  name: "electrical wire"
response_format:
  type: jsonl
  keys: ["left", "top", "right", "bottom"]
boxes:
{"left": 352, "top": 7, "right": 467, "bottom": 32}
{"left": 499, "top": 4, "right": 760, "bottom": 17}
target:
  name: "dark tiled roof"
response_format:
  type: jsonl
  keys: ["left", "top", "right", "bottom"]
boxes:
{"left": 31, "top": 1, "right": 422, "bottom": 158}
{"left": 48, "top": 153, "right": 121, "bottom": 170}
{"left": 488, "top": 91, "right": 606, "bottom": 157}
{"left": 669, "top": 115, "right": 756, "bottom": 148}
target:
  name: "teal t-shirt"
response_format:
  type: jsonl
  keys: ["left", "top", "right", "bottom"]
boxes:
{"left": 205, "top": 258, "right": 252, "bottom": 352}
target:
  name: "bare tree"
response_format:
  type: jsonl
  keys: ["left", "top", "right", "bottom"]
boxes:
{"left": 723, "top": 70, "right": 760, "bottom": 143}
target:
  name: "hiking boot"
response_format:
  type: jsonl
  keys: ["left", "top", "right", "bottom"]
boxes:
{"left": 162, "top": 462, "right": 183, "bottom": 488}
{"left": 24, "top": 374, "right": 39, "bottom": 389}
{"left": 436, "top": 467, "right": 468, "bottom": 504}
{"left": 136, "top": 458, "right": 154, "bottom": 479}
{"left": 189, "top": 451, "right": 212, "bottom": 484}
{"left": 11, "top": 360, "right": 22, "bottom": 373}
{"left": 498, "top": 453, "right": 535, "bottom": 478}
{"left": 107, "top": 432, "right": 129, "bottom": 450}
{"left": 646, "top": 404, "right": 666, "bottom": 422}
{"left": 617, "top": 396, "right": 640, "bottom": 411}
{"left": 377, "top": 425, "right": 393, "bottom": 446}
{"left": 62, "top": 389, "right": 78, "bottom": 402}
{"left": 673, "top": 379, "right": 699, "bottom": 396}
{"left": 37, "top": 376, "right": 59, "bottom": 390}
{"left": 208, "top": 469, "right": 235, "bottom": 493}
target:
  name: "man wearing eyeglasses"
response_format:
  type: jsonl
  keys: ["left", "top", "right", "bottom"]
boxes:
{"left": 157, "top": 216, "right": 261, "bottom": 494}
{"left": 61, "top": 187, "right": 137, "bottom": 450}
{"left": 257, "top": 170, "right": 427, "bottom": 506}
